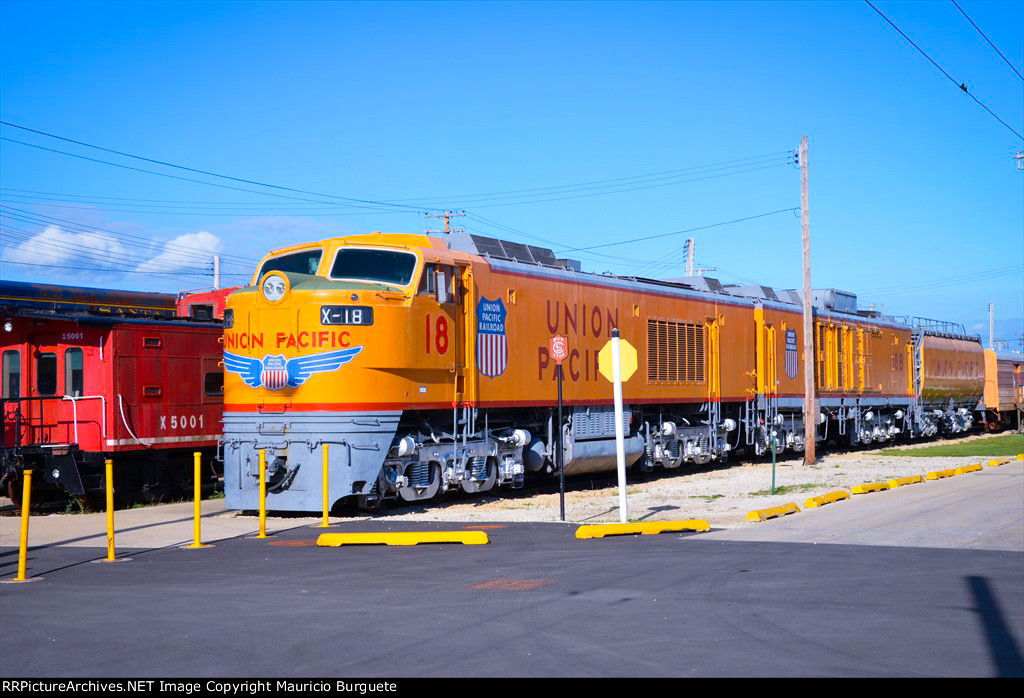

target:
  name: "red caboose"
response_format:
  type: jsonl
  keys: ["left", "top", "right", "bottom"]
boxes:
{"left": 1, "top": 281, "right": 223, "bottom": 502}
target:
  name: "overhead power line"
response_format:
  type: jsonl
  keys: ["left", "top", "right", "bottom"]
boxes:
{"left": 864, "top": 0, "right": 1023, "bottom": 141}
{"left": 0, "top": 121, "right": 426, "bottom": 212}
{"left": 0, "top": 188, "right": 399, "bottom": 215}
{"left": 0, "top": 198, "right": 397, "bottom": 217}
{"left": 0, "top": 137, "right": 417, "bottom": 212}
{"left": 951, "top": 0, "right": 1024, "bottom": 81}
{"left": 466, "top": 162, "right": 790, "bottom": 209}
{"left": 861, "top": 264, "right": 1023, "bottom": 295}
{"left": 391, "top": 152, "right": 794, "bottom": 204}
{"left": 463, "top": 213, "right": 673, "bottom": 266}
{"left": 565, "top": 208, "right": 799, "bottom": 252}
{"left": 0, "top": 223, "right": 237, "bottom": 274}
{"left": 0, "top": 259, "right": 218, "bottom": 276}
{"left": 0, "top": 205, "right": 258, "bottom": 264}
{"left": 861, "top": 263, "right": 1022, "bottom": 292}
{"left": 0, "top": 134, "right": 790, "bottom": 210}
{"left": 1, "top": 121, "right": 793, "bottom": 210}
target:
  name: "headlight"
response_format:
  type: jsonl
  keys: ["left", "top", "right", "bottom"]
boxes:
{"left": 262, "top": 273, "right": 287, "bottom": 303}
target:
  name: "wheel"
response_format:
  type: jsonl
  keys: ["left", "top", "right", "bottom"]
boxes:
{"left": 398, "top": 461, "right": 441, "bottom": 502}
{"left": 6, "top": 473, "right": 22, "bottom": 507}
{"left": 460, "top": 457, "right": 497, "bottom": 494}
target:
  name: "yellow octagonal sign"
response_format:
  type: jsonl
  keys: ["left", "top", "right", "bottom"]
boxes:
{"left": 598, "top": 338, "right": 638, "bottom": 382}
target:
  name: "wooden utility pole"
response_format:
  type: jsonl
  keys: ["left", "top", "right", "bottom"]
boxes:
{"left": 425, "top": 210, "right": 466, "bottom": 234}
{"left": 801, "top": 136, "right": 816, "bottom": 465}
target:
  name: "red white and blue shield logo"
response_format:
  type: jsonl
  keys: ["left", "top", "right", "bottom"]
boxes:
{"left": 261, "top": 354, "right": 290, "bottom": 391}
{"left": 785, "top": 330, "right": 799, "bottom": 379}
{"left": 477, "top": 297, "right": 507, "bottom": 377}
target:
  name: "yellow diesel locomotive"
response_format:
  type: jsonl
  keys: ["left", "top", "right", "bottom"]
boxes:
{"left": 221, "top": 232, "right": 985, "bottom": 511}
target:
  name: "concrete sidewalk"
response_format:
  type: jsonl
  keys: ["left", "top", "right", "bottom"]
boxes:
{"left": 2, "top": 461, "right": 1022, "bottom": 555}
{"left": 0, "top": 498, "right": 322, "bottom": 551}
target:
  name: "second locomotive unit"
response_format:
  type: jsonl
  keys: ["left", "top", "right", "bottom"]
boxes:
{"left": 221, "top": 232, "right": 985, "bottom": 512}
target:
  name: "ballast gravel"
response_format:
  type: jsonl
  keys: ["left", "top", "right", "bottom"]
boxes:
{"left": 342, "top": 432, "right": 1021, "bottom": 528}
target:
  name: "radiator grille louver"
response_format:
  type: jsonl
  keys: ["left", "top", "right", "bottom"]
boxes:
{"left": 647, "top": 320, "right": 706, "bottom": 384}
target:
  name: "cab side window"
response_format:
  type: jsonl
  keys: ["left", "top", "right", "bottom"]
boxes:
{"left": 2, "top": 350, "right": 20, "bottom": 399}
{"left": 418, "top": 263, "right": 438, "bottom": 295}
{"left": 417, "top": 264, "right": 457, "bottom": 303}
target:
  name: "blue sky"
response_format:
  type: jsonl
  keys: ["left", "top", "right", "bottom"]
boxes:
{"left": 1, "top": 1, "right": 1021, "bottom": 345}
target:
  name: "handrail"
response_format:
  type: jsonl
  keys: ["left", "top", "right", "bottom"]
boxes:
{"left": 2, "top": 396, "right": 63, "bottom": 451}
{"left": 61, "top": 395, "right": 107, "bottom": 444}
{"left": 118, "top": 394, "right": 152, "bottom": 448}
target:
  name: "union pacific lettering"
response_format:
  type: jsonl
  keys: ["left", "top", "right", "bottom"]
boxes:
{"left": 538, "top": 300, "right": 620, "bottom": 383}
{"left": 224, "top": 331, "right": 352, "bottom": 351}
{"left": 545, "top": 300, "right": 619, "bottom": 338}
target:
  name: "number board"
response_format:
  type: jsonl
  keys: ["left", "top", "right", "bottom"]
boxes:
{"left": 320, "top": 305, "right": 374, "bottom": 326}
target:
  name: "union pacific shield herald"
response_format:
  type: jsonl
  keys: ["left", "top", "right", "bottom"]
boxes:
{"left": 477, "top": 297, "right": 507, "bottom": 377}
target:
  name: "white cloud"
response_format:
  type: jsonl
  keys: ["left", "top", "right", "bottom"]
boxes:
{"left": 133, "top": 231, "right": 222, "bottom": 274}
{"left": 2, "top": 225, "right": 129, "bottom": 273}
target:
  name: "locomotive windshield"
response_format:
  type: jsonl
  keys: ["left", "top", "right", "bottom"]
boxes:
{"left": 257, "top": 250, "right": 323, "bottom": 279}
{"left": 329, "top": 248, "right": 418, "bottom": 286}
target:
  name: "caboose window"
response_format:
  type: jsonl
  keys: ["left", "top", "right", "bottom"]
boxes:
{"left": 258, "top": 250, "right": 323, "bottom": 279}
{"left": 330, "top": 249, "right": 417, "bottom": 286}
{"left": 37, "top": 352, "right": 57, "bottom": 395}
{"left": 2, "top": 350, "right": 20, "bottom": 399}
{"left": 204, "top": 371, "right": 224, "bottom": 396}
{"left": 64, "top": 345, "right": 84, "bottom": 395}
{"left": 64, "top": 348, "right": 84, "bottom": 397}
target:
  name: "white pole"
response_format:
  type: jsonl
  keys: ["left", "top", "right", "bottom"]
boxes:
{"left": 611, "top": 328, "right": 629, "bottom": 523}
{"left": 214, "top": 255, "right": 221, "bottom": 290}
{"left": 989, "top": 302, "right": 994, "bottom": 349}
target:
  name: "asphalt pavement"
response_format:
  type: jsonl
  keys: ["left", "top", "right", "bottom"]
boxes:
{"left": 1, "top": 462, "right": 1022, "bottom": 678}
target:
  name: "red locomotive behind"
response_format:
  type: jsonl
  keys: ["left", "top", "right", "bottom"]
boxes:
{"left": 1, "top": 280, "right": 224, "bottom": 503}
{"left": 175, "top": 286, "right": 239, "bottom": 321}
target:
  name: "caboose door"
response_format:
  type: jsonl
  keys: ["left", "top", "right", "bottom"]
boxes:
{"left": 25, "top": 333, "right": 66, "bottom": 446}
{"left": 24, "top": 331, "right": 100, "bottom": 449}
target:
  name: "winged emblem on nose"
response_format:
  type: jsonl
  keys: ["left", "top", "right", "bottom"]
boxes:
{"left": 223, "top": 347, "right": 363, "bottom": 390}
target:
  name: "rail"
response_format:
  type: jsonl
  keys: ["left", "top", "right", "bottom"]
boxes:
{"left": 902, "top": 316, "right": 973, "bottom": 337}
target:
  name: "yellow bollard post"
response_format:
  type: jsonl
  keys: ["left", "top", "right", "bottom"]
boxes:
{"left": 186, "top": 452, "right": 211, "bottom": 549}
{"left": 98, "top": 459, "right": 130, "bottom": 563}
{"left": 17, "top": 469, "right": 32, "bottom": 579}
{"left": 106, "top": 458, "right": 116, "bottom": 560}
{"left": 257, "top": 449, "right": 268, "bottom": 538}
{"left": 3, "top": 470, "right": 41, "bottom": 584}
{"left": 319, "top": 443, "right": 330, "bottom": 528}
